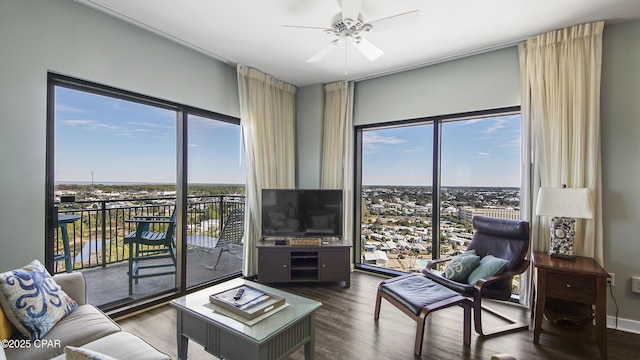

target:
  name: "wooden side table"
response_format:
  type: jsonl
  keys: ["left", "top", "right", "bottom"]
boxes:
{"left": 532, "top": 251, "right": 610, "bottom": 359}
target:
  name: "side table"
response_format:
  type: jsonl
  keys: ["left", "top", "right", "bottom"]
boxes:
{"left": 532, "top": 251, "right": 609, "bottom": 359}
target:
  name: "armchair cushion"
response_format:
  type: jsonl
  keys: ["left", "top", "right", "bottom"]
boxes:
{"left": 0, "top": 260, "right": 78, "bottom": 340}
{"left": 467, "top": 255, "right": 509, "bottom": 285}
{"left": 442, "top": 254, "right": 480, "bottom": 282}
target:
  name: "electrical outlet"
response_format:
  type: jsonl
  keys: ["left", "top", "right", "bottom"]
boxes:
{"left": 632, "top": 276, "right": 640, "bottom": 294}
{"left": 607, "top": 272, "right": 615, "bottom": 286}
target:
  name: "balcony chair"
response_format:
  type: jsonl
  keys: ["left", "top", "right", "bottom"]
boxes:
{"left": 124, "top": 211, "right": 176, "bottom": 295}
{"left": 422, "top": 215, "right": 530, "bottom": 337}
{"left": 187, "top": 208, "right": 245, "bottom": 270}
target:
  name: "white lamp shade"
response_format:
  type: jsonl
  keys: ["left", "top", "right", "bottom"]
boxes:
{"left": 536, "top": 187, "right": 594, "bottom": 219}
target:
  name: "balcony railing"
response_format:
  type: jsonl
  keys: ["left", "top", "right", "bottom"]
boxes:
{"left": 53, "top": 194, "right": 245, "bottom": 274}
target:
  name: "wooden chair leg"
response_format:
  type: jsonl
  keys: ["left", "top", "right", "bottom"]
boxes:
{"left": 373, "top": 287, "right": 383, "bottom": 320}
{"left": 462, "top": 300, "right": 471, "bottom": 346}
{"left": 473, "top": 300, "right": 529, "bottom": 337}
{"left": 415, "top": 312, "right": 428, "bottom": 357}
{"left": 128, "top": 242, "right": 134, "bottom": 295}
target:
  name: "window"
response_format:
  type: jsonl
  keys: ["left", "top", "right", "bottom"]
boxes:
{"left": 356, "top": 109, "right": 521, "bottom": 286}
{"left": 48, "top": 74, "right": 245, "bottom": 312}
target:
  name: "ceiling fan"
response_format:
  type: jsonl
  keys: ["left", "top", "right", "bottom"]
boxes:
{"left": 284, "top": 0, "right": 420, "bottom": 63}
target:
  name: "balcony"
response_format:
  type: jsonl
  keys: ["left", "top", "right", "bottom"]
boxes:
{"left": 53, "top": 194, "right": 245, "bottom": 311}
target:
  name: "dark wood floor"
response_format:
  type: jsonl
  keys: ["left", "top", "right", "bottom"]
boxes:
{"left": 117, "top": 271, "right": 640, "bottom": 360}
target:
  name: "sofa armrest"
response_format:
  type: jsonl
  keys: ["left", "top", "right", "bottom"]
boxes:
{"left": 53, "top": 272, "right": 87, "bottom": 305}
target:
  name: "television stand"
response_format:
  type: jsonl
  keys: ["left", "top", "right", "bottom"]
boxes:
{"left": 257, "top": 242, "right": 351, "bottom": 287}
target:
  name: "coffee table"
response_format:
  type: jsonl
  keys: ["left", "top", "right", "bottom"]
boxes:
{"left": 170, "top": 278, "right": 322, "bottom": 360}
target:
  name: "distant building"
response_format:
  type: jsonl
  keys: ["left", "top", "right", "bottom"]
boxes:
{"left": 363, "top": 250, "right": 389, "bottom": 266}
{"left": 458, "top": 207, "right": 520, "bottom": 221}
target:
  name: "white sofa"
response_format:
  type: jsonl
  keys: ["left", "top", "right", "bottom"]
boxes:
{"left": 1, "top": 272, "right": 171, "bottom": 360}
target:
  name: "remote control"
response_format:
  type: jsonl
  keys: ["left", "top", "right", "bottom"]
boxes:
{"left": 233, "top": 288, "right": 244, "bottom": 300}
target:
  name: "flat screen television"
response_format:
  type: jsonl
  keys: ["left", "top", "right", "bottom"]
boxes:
{"left": 261, "top": 189, "right": 343, "bottom": 239}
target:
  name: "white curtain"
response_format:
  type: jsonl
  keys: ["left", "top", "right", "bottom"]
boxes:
{"left": 518, "top": 20, "right": 604, "bottom": 305}
{"left": 321, "top": 81, "right": 354, "bottom": 247}
{"left": 237, "top": 65, "right": 297, "bottom": 276}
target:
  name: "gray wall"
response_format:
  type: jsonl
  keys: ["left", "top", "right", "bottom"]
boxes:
{"left": 0, "top": 0, "right": 238, "bottom": 270}
{"left": 353, "top": 46, "right": 520, "bottom": 125}
{"left": 295, "top": 84, "right": 324, "bottom": 188}
{"left": 601, "top": 19, "right": 640, "bottom": 326}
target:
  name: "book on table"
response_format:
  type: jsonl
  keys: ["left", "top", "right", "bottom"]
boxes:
{"left": 209, "top": 285, "right": 286, "bottom": 320}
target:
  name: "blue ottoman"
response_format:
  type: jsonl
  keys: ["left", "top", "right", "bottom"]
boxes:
{"left": 374, "top": 273, "right": 471, "bottom": 356}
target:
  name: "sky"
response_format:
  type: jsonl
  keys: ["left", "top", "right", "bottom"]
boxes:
{"left": 362, "top": 114, "right": 521, "bottom": 187}
{"left": 55, "top": 87, "right": 245, "bottom": 184}
{"left": 55, "top": 86, "right": 520, "bottom": 187}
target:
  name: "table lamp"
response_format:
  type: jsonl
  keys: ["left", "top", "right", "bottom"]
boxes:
{"left": 536, "top": 186, "right": 594, "bottom": 259}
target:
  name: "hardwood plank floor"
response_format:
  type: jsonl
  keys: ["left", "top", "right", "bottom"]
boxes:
{"left": 117, "top": 271, "right": 640, "bottom": 360}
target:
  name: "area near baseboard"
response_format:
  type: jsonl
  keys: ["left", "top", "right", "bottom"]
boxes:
{"left": 608, "top": 315, "right": 640, "bottom": 334}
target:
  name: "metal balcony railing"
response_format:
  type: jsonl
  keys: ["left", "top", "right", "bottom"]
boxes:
{"left": 53, "top": 194, "right": 245, "bottom": 274}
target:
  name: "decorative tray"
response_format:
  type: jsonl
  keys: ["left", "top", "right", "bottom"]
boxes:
{"left": 290, "top": 238, "right": 322, "bottom": 246}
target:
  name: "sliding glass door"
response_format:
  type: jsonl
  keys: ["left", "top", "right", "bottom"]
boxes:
{"left": 52, "top": 85, "right": 178, "bottom": 307}
{"left": 186, "top": 113, "right": 245, "bottom": 288}
{"left": 48, "top": 74, "right": 245, "bottom": 311}
{"left": 356, "top": 110, "right": 522, "bottom": 286}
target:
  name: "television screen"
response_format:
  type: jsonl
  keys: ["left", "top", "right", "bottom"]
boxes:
{"left": 261, "top": 189, "right": 343, "bottom": 239}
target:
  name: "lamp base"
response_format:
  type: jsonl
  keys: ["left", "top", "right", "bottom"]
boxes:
{"left": 548, "top": 252, "right": 576, "bottom": 260}
{"left": 549, "top": 217, "right": 576, "bottom": 258}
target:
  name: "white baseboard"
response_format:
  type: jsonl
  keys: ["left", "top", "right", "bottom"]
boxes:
{"left": 608, "top": 315, "right": 640, "bottom": 334}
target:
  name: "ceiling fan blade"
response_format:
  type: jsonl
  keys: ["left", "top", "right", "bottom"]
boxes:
{"left": 368, "top": 10, "right": 420, "bottom": 32}
{"left": 353, "top": 37, "right": 384, "bottom": 61}
{"left": 341, "top": 0, "right": 363, "bottom": 23}
{"left": 282, "top": 25, "right": 328, "bottom": 31}
{"left": 307, "top": 38, "right": 343, "bottom": 63}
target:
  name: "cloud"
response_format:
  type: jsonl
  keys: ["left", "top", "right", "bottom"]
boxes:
{"left": 482, "top": 118, "right": 509, "bottom": 134}
{"left": 460, "top": 118, "right": 485, "bottom": 125}
{"left": 56, "top": 104, "right": 84, "bottom": 113}
{"left": 478, "top": 152, "right": 490, "bottom": 158}
{"left": 362, "top": 132, "right": 407, "bottom": 150}
{"left": 62, "top": 119, "right": 116, "bottom": 131}
{"left": 127, "top": 121, "right": 173, "bottom": 130}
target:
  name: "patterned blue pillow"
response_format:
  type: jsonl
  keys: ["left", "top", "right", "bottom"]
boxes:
{"left": 0, "top": 260, "right": 78, "bottom": 340}
{"left": 442, "top": 254, "right": 480, "bottom": 282}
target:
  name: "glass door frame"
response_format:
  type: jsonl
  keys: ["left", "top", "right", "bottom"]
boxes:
{"left": 46, "top": 72, "right": 242, "bottom": 316}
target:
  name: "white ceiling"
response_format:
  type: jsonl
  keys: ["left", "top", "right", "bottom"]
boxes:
{"left": 75, "top": 0, "right": 640, "bottom": 87}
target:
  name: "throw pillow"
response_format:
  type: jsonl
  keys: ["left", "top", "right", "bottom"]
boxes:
{"left": 467, "top": 255, "right": 509, "bottom": 285}
{"left": 442, "top": 254, "right": 480, "bottom": 282}
{"left": 0, "top": 260, "right": 78, "bottom": 340}
{"left": 65, "top": 346, "right": 118, "bottom": 360}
